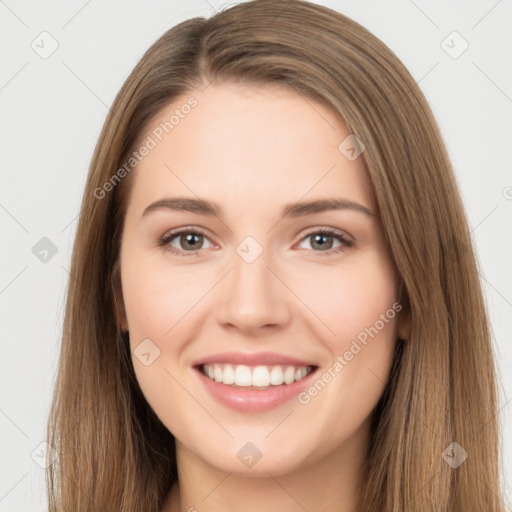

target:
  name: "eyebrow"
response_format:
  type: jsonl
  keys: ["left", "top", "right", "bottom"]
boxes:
{"left": 142, "top": 197, "right": 376, "bottom": 219}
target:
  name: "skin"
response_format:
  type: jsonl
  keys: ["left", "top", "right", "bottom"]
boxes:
{"left": 117, "top": 82, "right": 410, "bottom": 512}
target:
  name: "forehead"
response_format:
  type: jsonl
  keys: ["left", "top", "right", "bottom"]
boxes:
{"left": 125, "top": 83, "right": 374, "bottom": 218}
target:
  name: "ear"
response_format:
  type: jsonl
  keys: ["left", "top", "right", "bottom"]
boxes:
{"left": 111, "top": 260, "right": 128, "bottom": 333}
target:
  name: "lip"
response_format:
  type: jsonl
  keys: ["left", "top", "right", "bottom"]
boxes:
{"left": 193, "top": 359, "right": 318, "bottom": 413}
{"left": 191, "top": 351, "right": 317, "bottom": 367}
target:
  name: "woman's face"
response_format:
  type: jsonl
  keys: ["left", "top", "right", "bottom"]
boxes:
{"left": 119, "top": 82, "right": 408, "bottom": 475}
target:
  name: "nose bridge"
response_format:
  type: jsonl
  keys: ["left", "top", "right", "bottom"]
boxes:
{"left": 216, "top": 235, "right": 289, "bottom": 330}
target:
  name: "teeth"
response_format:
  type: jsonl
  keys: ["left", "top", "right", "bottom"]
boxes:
{"left": 284, "top": 366, "right": 295, "bottom": 384}
{"left": 252, "top": 366, "right": 270, "bottom": 387}
{"left": 270, "top": 366, "right": 284, "bottom": 385}
{"left": 202, "top": 363, "right": 313, "bottom": 388}
{"left": 223, "top": 364, "right": 235, "bottom": 385}
{"left": 294, "top": 367, "right": 307, "bottom": 381}
{"left": 235, "top": 365, "right": 252, "bottom": 386}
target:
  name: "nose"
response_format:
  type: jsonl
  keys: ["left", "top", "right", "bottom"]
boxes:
{"left": 216, "top": 245, "right": 291, "bottom": 334}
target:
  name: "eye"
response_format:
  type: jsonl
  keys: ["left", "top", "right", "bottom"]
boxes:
{"left": 296, "top": 228, "right": 353, "bottom": 256}
{"left": 159, "top": 227, "right": 214, "bottom": 257}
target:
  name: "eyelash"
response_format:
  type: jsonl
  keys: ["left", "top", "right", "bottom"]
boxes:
{"left": 158, "top": 226, "right": 354, "bottom": 257}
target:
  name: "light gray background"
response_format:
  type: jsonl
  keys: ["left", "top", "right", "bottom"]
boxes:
{"left": 1, "top": 1, "right": 511, "bottom": 510}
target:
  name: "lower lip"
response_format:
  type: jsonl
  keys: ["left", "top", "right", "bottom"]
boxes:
{"left": 194, "top": 366, "right": 318, "bottom": 412}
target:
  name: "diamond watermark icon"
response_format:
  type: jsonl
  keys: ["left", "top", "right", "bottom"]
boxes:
{"left": 32, "top": 237, "right": 58, "bottom": 263}
{"left": 338, "top": 134, "right": 365, "bottom": 161}
{"left": 31, "top": 31, "right": 59, "bottom": 59}
{"left": 441, "top": 31, "right": 469, "bottom": 59}
{"left": 441, "top": 441, "right": 468, "bottom": 468}
{"left": 133, "top": 338, "right": 161, "bottom": 366}
{"left": 236, "top": 442, "right": 263, "bottom": 469}
{"left": 31, "top": 441, "right": 59, "bottom": 469}
{"left": 236, "top": 236, "right": 263, "bottom": 264}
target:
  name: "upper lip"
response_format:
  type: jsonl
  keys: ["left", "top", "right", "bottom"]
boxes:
{"left": 192, "top": 351, "right": 317, "bottom": 367}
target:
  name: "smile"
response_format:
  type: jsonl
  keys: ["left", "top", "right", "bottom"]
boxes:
{"left": 192, "top": 352, "right": 319, "bottom": 412}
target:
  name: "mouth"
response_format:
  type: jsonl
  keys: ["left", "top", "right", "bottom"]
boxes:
{"left": 191, "top": 353, "right": 319, "bottom": 412}
{"left": 197, "top": 363, "right": 316, "bottom": 390}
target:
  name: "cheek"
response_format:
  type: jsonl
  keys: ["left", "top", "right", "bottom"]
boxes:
{"left": 121, "top": 251, "right": 207, "bottom": 341}
{"left": 294, "top": 251, "right": 398, "bottom": 349}
{"left": 337, "top": 271, "right": 398, "bottom": 346}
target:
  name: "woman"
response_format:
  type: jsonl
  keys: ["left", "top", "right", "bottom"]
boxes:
{"left": 45, "top": 1, "right": 507, "bottom": 510}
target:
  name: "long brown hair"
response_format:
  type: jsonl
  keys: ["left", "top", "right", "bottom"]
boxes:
{"left": 46, "top": 1, "right": 506, "bottom": 510}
